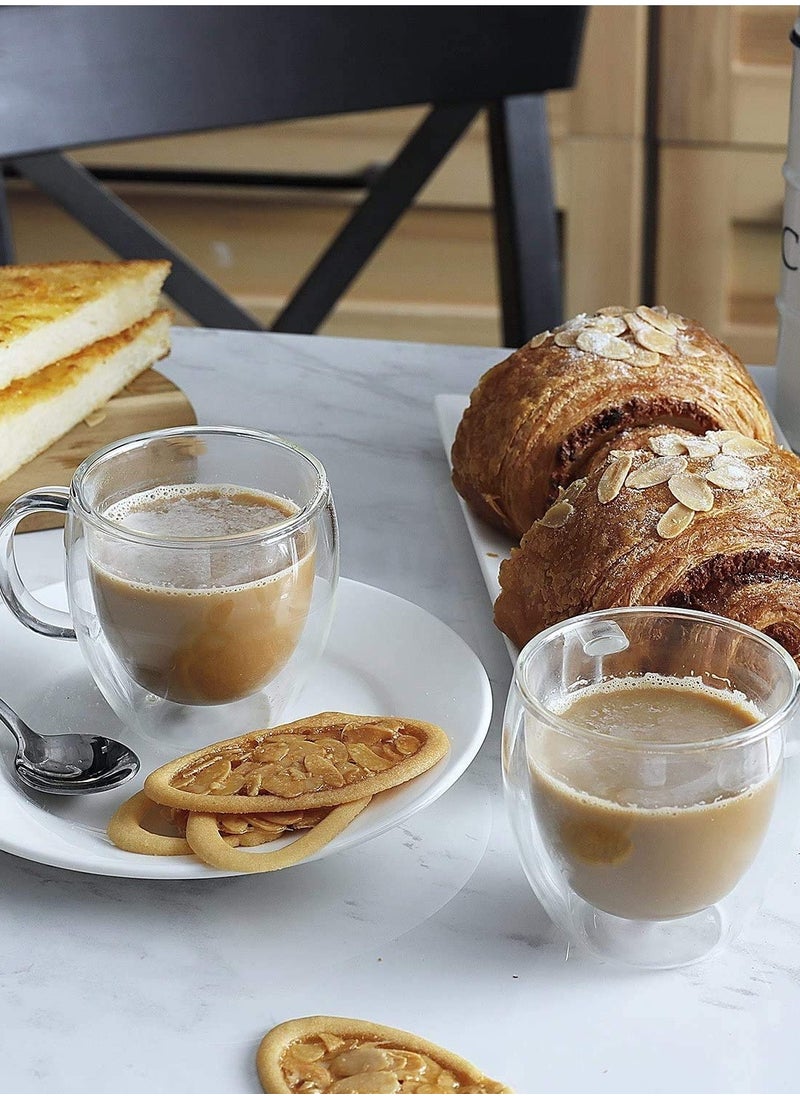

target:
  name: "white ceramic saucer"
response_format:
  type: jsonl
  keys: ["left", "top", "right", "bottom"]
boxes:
{"left": 0, "top": 577, "right": 491, "bottom": 878}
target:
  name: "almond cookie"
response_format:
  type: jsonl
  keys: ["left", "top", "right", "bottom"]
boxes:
{"left": 144, "top": 712, "right": 449, "bottom": 814}
{"left": 185, "top": 798, "right": 372, "bottom": 873}
{"left": 107, "top": 791, "right": 193, "bottom": 856}
{"left": 107, "top": 790, "right": 331, "bottom": 857}
{"left": 257, "top": 1015, "right": 512, "bottom": 1093}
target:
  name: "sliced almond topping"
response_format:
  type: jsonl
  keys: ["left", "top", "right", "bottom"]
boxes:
{"left": 562, "top": 477, "right": 587, "bottom": 503}
{"left": 288, "top": 1042, "right": 326, "bottom": 1065}
{"left": 540, "top": 499, "right": 574, "bottom": 528}
{"left": 649, "top": 433, "right": 688, "bottom": 457}
{"left": 597, "top": 454, "right": 633, "bottom": 503}
{"left": 625, "top": 312, "right": 676, "bottom": 354}
{"left": 554, "top": 330, "right": 579, "bottom": 347}
{"left": 629, "top": 347, "right": 661, "bottom": 367}
{"left": 668, "top": 311, "right": 689, "bottom": 330}
{"left": 657, "top": 502, "right": 695, "bottom": 539}
{"left": 625, "top": 455, "right": 688, "bottom": 489}
{"left": 639, "top": 326, "right": 677, "bottom": 356}
{"left": 555, "top": 314, "right": 588, "bottom": 333}
{"left": 682, "top": 436, "right": 720, "bottom": 459}
{"left": 705, "top": 455, "right": 756, "bottom": 491}
{"left": 575, "top": 329, "right": 633, "bottom": 360}
{"left": 528, "top": 331, "right": 550, "bottom": 348}
{"left": 705, "top": 429, "right": 742, "bottom": 445}
{"left": 650, "top": 304, "right": 669, "bottom": 316}
{"left": 585, "top": 314, "right": 626, "bottom": 337}
{"left": 318, "top": 1033, "right": 347, "bottom": 1055}
{"left": 720, "top": 435, "right": 769, "bottom": 458}
{"left": 636, "top": 305, "right": 678, "bottom": 336}
{"left": 668, "top": 473, "right": 714, "bottom": 512}
{"left": 677, "top": 337, "right": 705, "bottom": 357}
{"left": 596, "top": 305, "right": 631, "bottom": 316}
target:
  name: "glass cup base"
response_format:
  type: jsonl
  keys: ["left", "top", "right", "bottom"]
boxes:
{"left": 575, "top": 902, "right": 726, "bottom": 969}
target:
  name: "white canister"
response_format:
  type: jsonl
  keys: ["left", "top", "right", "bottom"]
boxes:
{"left": 775, "top": 19, "right": 800, "bottom": 450}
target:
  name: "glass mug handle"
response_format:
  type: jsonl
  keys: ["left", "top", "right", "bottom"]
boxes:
{"left": 0, "top": 488, "right": 76, "bottom": 639}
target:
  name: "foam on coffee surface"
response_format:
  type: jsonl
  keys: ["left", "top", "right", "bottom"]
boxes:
{"left": 104, "top": 483, "right": 296, "bottom": 538}
{"left": 97, "top": 483, "right": 306, "bottom": 591}
{"left": 550, "top": 674, "right": 762, "bottom": 744}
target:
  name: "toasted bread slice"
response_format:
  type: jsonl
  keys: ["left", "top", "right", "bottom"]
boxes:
{"left": 0, "top": 309, "right": 171, "bottom": 482}
{"left": 0, "top": 259, "right": 170, "bottom": 388}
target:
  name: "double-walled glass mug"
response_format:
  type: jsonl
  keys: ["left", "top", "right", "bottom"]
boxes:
{"left": 502, "top": 607, "right": 800, "bottom": 969}
{"left": 0, "top": 426, "right": 339, "bottom": 751}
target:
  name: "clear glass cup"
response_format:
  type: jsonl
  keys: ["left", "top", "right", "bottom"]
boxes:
{"left": 0, "top": 426, "right": 338, "bottom": 752}
{"left": 502, "top": 606, "right": 800, "bottom": 968}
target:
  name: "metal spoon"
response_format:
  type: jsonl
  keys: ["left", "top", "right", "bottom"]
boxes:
{"left": 0, "top": 696, "right": 140, "bottom": 794}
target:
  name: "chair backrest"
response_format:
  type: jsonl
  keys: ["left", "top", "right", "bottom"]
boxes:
{"left": 0, "top": 7, "right": 585, "bottom": 154}
{"left": 0, "top": 6, "right": 587, "bottom": 340}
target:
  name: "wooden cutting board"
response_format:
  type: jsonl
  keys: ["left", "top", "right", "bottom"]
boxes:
{"left": 2, "top": 369, "right": 197, "bottom": 532}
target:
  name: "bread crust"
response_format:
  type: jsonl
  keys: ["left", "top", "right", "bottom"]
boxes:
{"left": 0, "top": 259, "right": 171, "bottom": 386}
{"left": 452, "top": 308, "right": 774, "bottom": 539}
{"left": 0, "top": 309, "right": 171, "bottom": 481}
{"left": 0, "top": 258, "right": 169, "bottom": 322}
{"left": 0, "top": 310, "right": 170, "bottom": 418}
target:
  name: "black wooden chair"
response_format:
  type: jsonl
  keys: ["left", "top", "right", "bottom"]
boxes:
{"left": 0, "top": 6, "right": 586, "bottom": 345}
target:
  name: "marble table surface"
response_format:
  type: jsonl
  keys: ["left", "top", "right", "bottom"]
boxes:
{"left": 1, "top": 331, "right": 796, "bottom": 1094}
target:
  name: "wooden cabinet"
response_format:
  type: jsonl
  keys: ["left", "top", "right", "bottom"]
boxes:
{"left": 4, "top": 6, "right": 648, "bottom": 347}
{"left": 655, "top": 5, "right": 796, "bottom": 364}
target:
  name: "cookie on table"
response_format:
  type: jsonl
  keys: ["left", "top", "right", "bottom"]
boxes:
{"left": 257, "top": 1015, "right": 512, "bottom": 1093}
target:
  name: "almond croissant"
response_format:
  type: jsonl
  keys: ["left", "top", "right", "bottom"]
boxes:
{"left": 494, "top": 429, "right": 800, "bottom": 664}
{"left": 451, "top": 307, "right": 775, "bottom": 540}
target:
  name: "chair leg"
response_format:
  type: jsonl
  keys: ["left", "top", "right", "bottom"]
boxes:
{"left": 0, "top": 172, "right": 15, "bottom": 265}
{"left": 272, "top": 103, "right": 479, "bottom": 335}
{"left": 489, "top": 94, "right": 563, "bottom": 347}
{"left": 11, "top": 152, "right": 261, "bottom": 330}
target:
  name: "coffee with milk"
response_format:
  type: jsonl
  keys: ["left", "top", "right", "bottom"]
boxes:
{"left": 529, "top": 677, "right": 777, "bottom": 919}
{"left": 89, "top": 483, "right": 314, "bottom": 705}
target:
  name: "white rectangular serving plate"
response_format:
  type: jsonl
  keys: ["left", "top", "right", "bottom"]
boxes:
{"left": 435, "top": 393, "right": 517, "bottom": 664}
